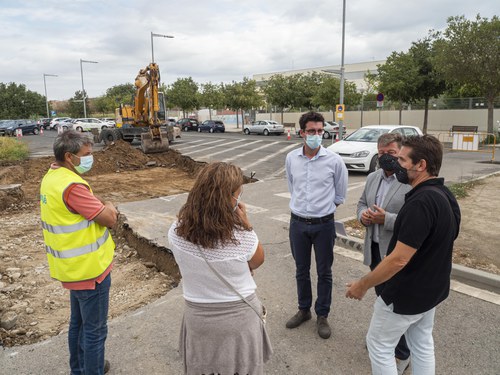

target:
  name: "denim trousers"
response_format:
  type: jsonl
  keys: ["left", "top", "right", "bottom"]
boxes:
{"left": 367, "top": 296, "right": 436, "bottom": 375}
{"left": 370, "top": 242, "right": 410, "bottom": 361}
{"left": 68, "top": 273, "right": 111, "bottom": 375}
{"left": 289, "top": 218, "right": 335, "bottom": 317}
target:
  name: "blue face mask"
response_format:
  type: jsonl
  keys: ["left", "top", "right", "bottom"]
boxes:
{"left": 73, "top": 154, "right": 94, "bottom": 174}
{"left": 305, "top": 135, "right": 322, "bottom": 150}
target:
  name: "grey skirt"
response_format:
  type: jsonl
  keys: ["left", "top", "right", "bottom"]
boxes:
{"left": 179, "top": 293, "right": 273, "bottom": 375}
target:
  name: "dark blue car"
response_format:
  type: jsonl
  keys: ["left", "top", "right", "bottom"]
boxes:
{"left": 0, "top": 119, "right": 40, "bottom": 136}
{"left": 198, "top": 120, "right": 225, "bottom": 133}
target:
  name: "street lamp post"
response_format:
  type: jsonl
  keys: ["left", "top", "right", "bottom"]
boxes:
{"left": 43, "top": 73, "right": 58, "bottom": 118}
{"left": 338, "top": 0, "right": 346, "bottom": 140}
{"left": 80, "top": 59, "right": 98, "bottom": 118}
{"left": 151, "top": 32, "right": 174, "bottom": 63}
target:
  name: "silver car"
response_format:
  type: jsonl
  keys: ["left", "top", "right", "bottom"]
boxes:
{"left": 244, "top": 120, "right": 285, "bottom": 136}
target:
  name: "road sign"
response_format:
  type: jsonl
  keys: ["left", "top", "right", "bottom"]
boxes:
{"left": 336, "top": 104, "right": 344, "bottom": 113}
{"left": 376, "top": 93, "right": 384, "bottom": 102}
{"left": 336, "top": 112, "right": 344, "bottom": 120}
{"left": 50, "top": 110, "right": 56, "bottom": 117}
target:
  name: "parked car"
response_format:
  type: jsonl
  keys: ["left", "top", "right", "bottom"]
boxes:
{"left": 327, "top": 125, "right": 423, "bottom": 173}
{"left": 56, "top": 118, "right": 76, "bottom": 130}
{"left": 244, "top": 120, "right": 285, "bottom": 136}
{"left": 101, "top": 118, "right": 116, "bottom": 126}
{"left": 71, "top": 118, "right": 115, "bottom": 132}
{"left": 49, "top": 117, "right": 71, "bottom": 130}
{"left": 0, "top": 120, "right": 14, "bottom": 136}
{"left": 37, "top": 118, "right": 52, "bottom": 130}
{"left": 0, "top": 119, "right": 40, "bottom": 136}
{"left": 198, "top": 120, "right": 225, "bottom": 133}
{"left": 176, "top": 118, "right": 199, "bottom": 131}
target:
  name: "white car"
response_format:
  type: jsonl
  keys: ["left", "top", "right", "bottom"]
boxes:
{"left": 49, "top": 117, "right": 71, "bottom": 130}
{"left": 71, "top": 118, "right": 115, "bottom": 132}
{"left": 327, "top": 125, "right": 423, "bottom": 173}
{"left": 244, "top": 120, "right": 285, "bottom": 135}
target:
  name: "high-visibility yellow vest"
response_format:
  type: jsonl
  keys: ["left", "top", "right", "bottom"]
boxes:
{"left": 40, "top": 167, "right": 115, "bottom": 282}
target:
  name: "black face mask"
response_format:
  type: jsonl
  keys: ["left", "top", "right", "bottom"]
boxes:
{"left": 378, "top": 153, "right": 398, "bottom": 172}
{"left": 394, "top": 164, "right": 410, "bottom": 184}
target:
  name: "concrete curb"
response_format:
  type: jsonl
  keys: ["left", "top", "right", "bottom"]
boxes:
{"left": 335, "top": 233, "right": 500, "bottom": 295}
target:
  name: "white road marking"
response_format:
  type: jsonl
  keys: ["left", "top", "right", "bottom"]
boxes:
{"left": 275, "top": 192, "right": 291, "bottom": 199}
{"left": 187, "top": 139, "right": 244, "bottom": 155}
{"left": 244, "top": 203, "right": 269, "bottom": 214}
{"left": 272, "top": 165, "right": 287, "bottom": 177}
{"left": 221, "top": 141, "right": 282, "bottom": 162}
{"left": 240, "top": 143, "right": 299, "bottom": 171}
{"left": 271, "top": 214, "right": 291, "bottom": 223}
{"left": 173, "top": 138, "right": 225, "bottom": 151}
{"left": 198, "top": 140, "right": 262, "bottom": 160}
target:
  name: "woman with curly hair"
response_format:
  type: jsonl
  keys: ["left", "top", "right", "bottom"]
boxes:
{"left": 168, "top": 162, "right": 272, "bottom": 375}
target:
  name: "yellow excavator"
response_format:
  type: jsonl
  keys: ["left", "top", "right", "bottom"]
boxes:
{"left": 100, "top": 62, "right": 180, "bottom": 153}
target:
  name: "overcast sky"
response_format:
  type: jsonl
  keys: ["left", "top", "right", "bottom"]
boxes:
{"left": 0, "top": 0, "right": 496, "bottom": 100}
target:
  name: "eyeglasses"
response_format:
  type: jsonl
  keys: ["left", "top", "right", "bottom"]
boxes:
{"left": 303, "top": 129, "right": 324, "bottom": 135}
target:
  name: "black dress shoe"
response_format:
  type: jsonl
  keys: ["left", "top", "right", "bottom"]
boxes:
{"left": 104, "top": 359, "right": 110, "bottom": 374}
{"left": 286, "top": 309, "right": 312, "bottom": 328}
{"left": 317, "top": 316, "right": 331, "bottom": 339}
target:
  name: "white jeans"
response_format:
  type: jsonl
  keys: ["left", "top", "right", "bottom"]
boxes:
{"left": 366, "top": 296, "right": 436, "bottom": 375}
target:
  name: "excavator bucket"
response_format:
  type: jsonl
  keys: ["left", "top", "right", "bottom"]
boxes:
{"left": 140, "top": 131, "right": 170, "bottom": 153}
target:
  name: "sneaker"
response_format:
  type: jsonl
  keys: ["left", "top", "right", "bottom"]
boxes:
{"left": 104, "top": 359, "right": 111, "bottom": 374}
{"left": 396, "top": 357, "right": 410, "bottom": 375}
{"left": 316, "top": 316, "right": 331, "bottom": 339}
{"left": 285, "top": 309, "right": 311, "bottom": 328}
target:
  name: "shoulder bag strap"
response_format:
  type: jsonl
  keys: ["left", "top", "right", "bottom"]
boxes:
{"left": 196, "top": 246, "right": 265, "bottom": 322}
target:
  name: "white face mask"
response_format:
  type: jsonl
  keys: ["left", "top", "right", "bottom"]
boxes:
{"left": 232, "top": 190, "right": 243, "bottom": 211}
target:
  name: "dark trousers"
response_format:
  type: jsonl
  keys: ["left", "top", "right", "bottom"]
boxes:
{"left": 289, "top": 218, "right": 336, "bottom": 317}
{"left": 370, "top": 242, "right": 410, "bottom": 361}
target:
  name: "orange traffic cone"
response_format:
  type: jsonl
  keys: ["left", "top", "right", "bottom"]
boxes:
{"left": 287, "top": 129, "right": 291, "bottom": 140}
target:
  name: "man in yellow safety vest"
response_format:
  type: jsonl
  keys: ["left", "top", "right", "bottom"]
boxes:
{"left": 40, "top": 130, "right": 117, "bottom": 375}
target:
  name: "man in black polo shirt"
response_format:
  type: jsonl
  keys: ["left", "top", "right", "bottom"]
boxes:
{"left": 346, "top": 135, "right": 461, "bottom": 375}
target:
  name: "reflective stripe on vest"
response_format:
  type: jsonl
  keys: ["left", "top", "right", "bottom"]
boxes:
{"left": 45, "top": 229, "right": 110, "bottom": 259}
{"left": 41, "top": 219, "right": 94, "bottom": 234}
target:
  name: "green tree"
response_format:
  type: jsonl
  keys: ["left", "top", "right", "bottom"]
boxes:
{"left": 106, "top": 83, "right": 136, "bottom": 108}
{"left": 377, "top": 51, "right": 419, "bottom": 125}
{"left": 167, "top": 77, "right": 199, "bottom": 118}
{"left": 434, "top": 15, "right": 500, "bottom": 134}
{"left": 292, "top": 73, "right": 322, "bottom": 110}
{"left": 224, "top": 78, "right": 263, "bottom": 128}
{"left": 200, "top": 82, "right": 225, "bottom": 120}
{"left": 0, "top": 82, "right": 45, "bottom": 119}
{"left": 93, "top": 96, "right": 114, "bottom": 117}
{"left": 68, "top": 91, "right": 86, "bottom": 118}
{"left": 408, "top": 38, "right": 446, "bottom": 134}
{"left": 312, "top": 74, "right": 340, "bottom": 111}
{"left": 263, "top": 74, "right": 295, "bottom": 123}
